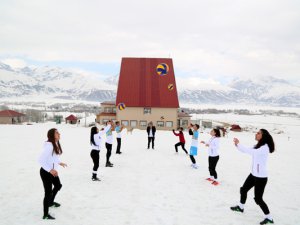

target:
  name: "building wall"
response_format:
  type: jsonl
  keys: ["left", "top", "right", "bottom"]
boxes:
{"left": 0, "top": 116, "right": 24, "bottom": 124}
{"left": 0, "top": 117, "right": 12, "bottom": 124}
{"left": 116, "top": 107, "right": 177, "bottom": 130}
{"left": 96, "top": 115, "right": 116, "bottom": 124}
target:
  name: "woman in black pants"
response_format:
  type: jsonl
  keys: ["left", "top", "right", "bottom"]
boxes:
{"left": 230, "top": 129, "right": 275, "bottom": 225}
{"left": 200, "top": 128, "right": 221, "bottom": 185}
{"left": 38, "top": 128, "right": 67, "bottom": 220}
{"left": 90, "top": 122, "right": 111, "bottom": 180}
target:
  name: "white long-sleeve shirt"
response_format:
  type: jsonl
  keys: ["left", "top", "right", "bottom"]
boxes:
{"left": 236, "top": 143, "right": 270, "bottom": 178}
{"left": 91, "top": 124, "right": 111, "bottom": 150}
{"left": 205, "top": 137, "right": 220, "bottom": 157}
{"left": 38, "top": 142, "right": 61, "bottom": 172}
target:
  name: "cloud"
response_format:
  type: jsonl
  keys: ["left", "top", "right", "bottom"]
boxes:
{"left": 0, "top": 0, "right": 299, "bottom": 81}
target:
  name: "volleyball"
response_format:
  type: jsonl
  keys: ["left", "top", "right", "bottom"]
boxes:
{"left": 117, "top": 103, "right": 126, "bottom": 110}
{"left": 168, "top": 83, "right": 174, "bottom": 90}
{"left": 156, "top": 63, "right": 169, "bottom": 76}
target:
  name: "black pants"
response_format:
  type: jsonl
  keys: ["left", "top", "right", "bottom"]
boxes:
{"left": 190, "top": 155, "right": 196, "bottom": 164}
{"left": 240, "top": 174, "right": 270, "bottom": 215}
{"left": 90, "top": 150, "right": 100, "bottom": 172}
{"left": 105, "top": 143, "right": 112, "bottom": 163}
{"left": 175, "top": 142, "right": 188, "bottom": 154}
{"left": 40, "top": 168, "right": 62, "bottom": 216}
{"left": 116, "top": 138, "right": 121, "bottom": 153}
{"left": 208, "top": 156, "right": 219, "bottom": 179}
{"left": 148, "top": 137, "right": 155, "bottom": 149}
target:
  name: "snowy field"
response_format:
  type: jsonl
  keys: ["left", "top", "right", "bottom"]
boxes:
{"left": 0, "top": 114, "right": 300, "bottom": 225}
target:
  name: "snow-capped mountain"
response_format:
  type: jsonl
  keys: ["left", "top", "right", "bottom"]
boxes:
{"left": 0, "top": 62, "right": 299, "bottom": 107}
{"left": 0, "top": 63, "right": 116, "bottom": 102}
{"left": 179, "top": 76, "right": 300, "bottom": 107}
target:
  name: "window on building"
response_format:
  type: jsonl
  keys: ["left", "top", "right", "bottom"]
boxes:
{"left": 157, "top": 121, "right": 164, "bottom": 127}
{"left": 182, "top": 120, "right": 188, "bottom": 126}
{"left": 112, "top": 108, "right": 116, "bottom": 113}
{"left": 104, "top": 107, "right": 113, "bottom": 113}
{"left": 130, "top": 120, "right": 137, "bottom": 127}
{"left": 121, "top": 120, "right": 129, "bottom": 126}
{"left": 140, "top": 120, "right": 147, "bottom": 127}
{"left": 166, "top": 121, "right": 173, "bottom": 128}
{"left": 144, "top": 108, "right": 151, "bottom": 114}
{"left": 102, "top": 119, "right": 109, "bottom": 124}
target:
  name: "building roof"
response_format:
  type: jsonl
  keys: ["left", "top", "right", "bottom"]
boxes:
{"left": 116, "top": 58, "right": 179, "bottom": 108}
{"left": 0, "top": 110, "right": 26, "bottom": 117}
{"left": 178, "top": 112, "right": 192, "bottom": 118}
{"left": 65, "top": 114, "right": 77, "bottom": 121}
{"left": 101, "top": 101, "right": 116, "bottom": 106}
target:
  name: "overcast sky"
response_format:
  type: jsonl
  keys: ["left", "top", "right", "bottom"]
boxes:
{"left": 0, "top": 0, "right": 299, "bottom": 84}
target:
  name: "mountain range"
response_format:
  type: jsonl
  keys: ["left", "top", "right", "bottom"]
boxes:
{"left": 0, "top": 62, "right": 299, "bottom": 107}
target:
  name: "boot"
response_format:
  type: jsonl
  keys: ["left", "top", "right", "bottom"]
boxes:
{"left": 92, "top": 173, "right": 100, "bottom": 181}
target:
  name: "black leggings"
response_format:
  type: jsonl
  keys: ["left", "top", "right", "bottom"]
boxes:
{"left": 175, "top": 142, "right": 188, "bottom": 154}
{"left": 105, "top": 143, "right": 112, "bottom": 163}
{"left": 116, "top": 138, "right": 121, "bottom": 153}
{"left": 40, "top": 168, "right": 62, "bottom": 216}
{"left": 90, "top": 150, "right": 99, "bottom": 172}
{"left": 190, "top": 155, "right": 196, "bottom": 164}
{"left": 209, "top": 156, "right": 219, "bottom": 179}
{"left": 148, "top": 137, "right": 155, "bottom": 148}
{"left": 240, "top": 174, "right": 270, "bottom": 215}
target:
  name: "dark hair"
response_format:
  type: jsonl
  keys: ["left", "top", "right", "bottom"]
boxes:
{"left": 179, "top": 127, "right": 183, "bottom": 131}
{"left": 116, "top": 121, "right": 120, "bottom": 125}
{"left": 195, "top": 124, "right": 199, "bottom": 129}
{"left": 90, "top": 126, "right": 98, "bottom": 146}
{"left": 255, "top": 129, "right": 275, "bottom": 153}
{"left": 213, "top": 128, "right": 221, "bottom": 137}
{"left": 47, "top": 128, "right": 62, "bottom": 155}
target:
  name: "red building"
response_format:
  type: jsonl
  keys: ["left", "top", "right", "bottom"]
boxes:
{"left": 97, "top": 57, "right": 191, "bottom": 130}
{"left": 0, "top": 110, "right": 26, "bottom": 124}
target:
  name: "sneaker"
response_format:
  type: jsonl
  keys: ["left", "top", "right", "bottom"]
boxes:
{"left": 106, "top": 163, "right": 113, "bottom": 167}
{"left": 260, "top": 218, "right": 274, "bottom": 224}
{"left": 92, "top": 177, "right": 101, "bottom": 181}
{"left": 230, "top": 205, "right": 244, "bottom": 213}
{"left": 206, "top": 178, "right": 214, "bottom": 182}
{"left": 212, "top": 181, "right": 219, "bottom": 186}
{"left": 43, "top": 214, "right": 55, "bottom": 220}
{"left": 49, "top": 202, "right": 60, "bottom": 207}
{"left": 116, "top": 152, "right": 122, "bottom": 154}
{"left": 191, "top": 164, "right": 198, "bottom": 169}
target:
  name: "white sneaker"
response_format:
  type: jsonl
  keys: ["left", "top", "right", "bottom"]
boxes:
{"left": 191, "top": 164, "right": 198, "bottom": 169}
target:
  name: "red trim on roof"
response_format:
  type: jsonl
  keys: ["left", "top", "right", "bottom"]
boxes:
{"left": 101, "top": 101, "right": 116, "bottom": 106}
{"left": 0, "top": 110, "right": 26, "bottom": 117}
{"left": 98, "top": 113, "right": 116, "bottom": 116}
{"left": 116, "top": 58, "right": 179, "bottom": 108}
{"left": 178, "top": 112, "right": 192, "bottom": 117}
{"left": 65, "top": 114, "right": 77, "bottom": 120}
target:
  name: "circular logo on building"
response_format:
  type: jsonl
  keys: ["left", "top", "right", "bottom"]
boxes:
{"left": 168, "top": 83, "right": 174, "bottom": 90}
{"left": 117, "top": 103, "right": 126, "bottom": 110}
{"left": 156, "top": 63, "right": 169, "bottom": 76}
{"left": 160, "top": 116, "right": 165, "bottom": 120}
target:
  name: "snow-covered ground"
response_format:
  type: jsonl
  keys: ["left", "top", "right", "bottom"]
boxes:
{"left": 0, "top": 114, "right": 299, "bottom": 225}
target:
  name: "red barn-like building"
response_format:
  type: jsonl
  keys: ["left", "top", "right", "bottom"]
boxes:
{"left": 97, "top": 57, "right": 190, "bottom": 130}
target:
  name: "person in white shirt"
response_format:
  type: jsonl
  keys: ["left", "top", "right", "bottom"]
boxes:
{"left": 230, "top": 129, "right": 275, "bottom": 225}
{"left": 105, "top": 121, "right": 115, "bottom": 167}
{"left": 38, "top": 128, "right": 67, "bottom": 220}
{"left": 115, "top": 121, "right": 124, "bottom": 154}
{"left": 200, "top": 128, "right": 221, "bottom": 185}
{"left": 90, "top": 122, "right": 112, "bottom": 181}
